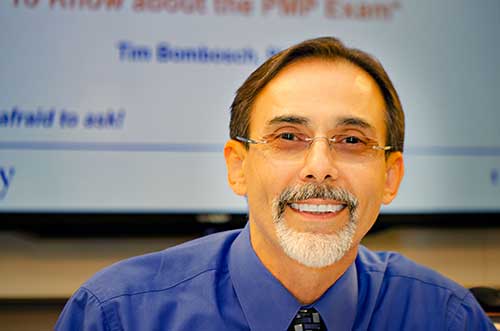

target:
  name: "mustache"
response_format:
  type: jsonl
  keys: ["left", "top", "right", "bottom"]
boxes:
{"left": 274, "top": 183, "right": 358, "bottom": 218}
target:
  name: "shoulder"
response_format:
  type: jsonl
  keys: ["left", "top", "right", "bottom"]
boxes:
{"left": 356, "top": 245, "right": 468, "bottom": 298}
{"left": 355, "top": 246, "right": 495, "bottom": 330}
{"left": 82, "top": 229, "right": 241, "bottom": 303}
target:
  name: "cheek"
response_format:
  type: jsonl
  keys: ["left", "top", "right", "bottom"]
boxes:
{"left": 244, "top": 155, "right": 292, "bottom": 209}
{"left": 347, "top": 166, "right": 387, "bottom": 239}
{"left": 345, "top": 162, "right": 387, "bottom": 210}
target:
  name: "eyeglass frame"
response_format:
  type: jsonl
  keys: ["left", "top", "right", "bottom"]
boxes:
{"left": 235, "top": 133, "right": 392, "bottom": 160}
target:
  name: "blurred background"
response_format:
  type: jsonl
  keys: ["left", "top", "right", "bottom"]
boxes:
{"left": 1, "top": 0, "right": 499, "bottom": 329}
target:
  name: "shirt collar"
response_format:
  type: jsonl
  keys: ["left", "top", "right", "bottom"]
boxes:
{"left": 229, "top": 224, "right": 358, "bottom": 331}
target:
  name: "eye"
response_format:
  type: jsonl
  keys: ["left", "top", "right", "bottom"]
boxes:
{"left": 278, "top": 132, "right": 299, "bottom": 141}
{"left": 343, "top": 136, "right": 365, "bottom": 144}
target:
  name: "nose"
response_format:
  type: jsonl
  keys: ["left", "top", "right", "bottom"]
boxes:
{"left": 298, "top": 137, "right": 339, "bottom": 183}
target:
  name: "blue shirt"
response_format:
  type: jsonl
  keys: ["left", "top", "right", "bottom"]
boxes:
{"left": 56, "top": 225, "right": 495, "bottom": 330}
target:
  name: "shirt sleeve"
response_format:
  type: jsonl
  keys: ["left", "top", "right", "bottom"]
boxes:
{"left": 55, "top": 287, "right": 111, "bottom": 331}
{"left": 447, "top": 292, "right": 496, "bottom": 331}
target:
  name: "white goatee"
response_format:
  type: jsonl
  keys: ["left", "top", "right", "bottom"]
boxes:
{"left": 272, "top": 183, "right": 359, "bottom": 268}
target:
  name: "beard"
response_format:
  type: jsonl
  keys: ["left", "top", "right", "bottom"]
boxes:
{"left": 271, "top": 183, "right": 359, "bottom": 268}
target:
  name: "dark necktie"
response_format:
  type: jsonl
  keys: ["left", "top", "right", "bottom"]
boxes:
{"left": 287, "top": 307, "right": 327, "bottom": 331}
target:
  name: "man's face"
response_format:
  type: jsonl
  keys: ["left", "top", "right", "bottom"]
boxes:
{"left": 225, "top": 58, "right": 404, "bottom": 268}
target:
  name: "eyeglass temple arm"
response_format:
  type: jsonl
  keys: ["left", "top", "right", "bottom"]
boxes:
{"left": 373, "top": 145, "right": 392, "bottom": 151}
{"left": 235, "top": 136, "right": 266, "bottom": 144}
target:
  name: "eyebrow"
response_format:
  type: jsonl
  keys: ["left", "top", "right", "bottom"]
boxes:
{"left": 267, "top": 115, "right": 310, "bottom": 127}
{"left": 265, "top": 114, "right": 376, "bottom": 131}
{"left": 335, "top": 116, "right": 375, "bottom": 130}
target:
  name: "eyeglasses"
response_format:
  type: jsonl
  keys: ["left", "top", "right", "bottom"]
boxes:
{"left": 235, "top": 131, "right": 391, "bottom": 162}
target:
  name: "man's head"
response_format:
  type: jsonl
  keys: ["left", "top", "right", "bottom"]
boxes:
{"left": 224, "top": 37, "right": 405, "bottom": 269}
{"left": 229, "top": 37, "right": 404, "bottom": 154}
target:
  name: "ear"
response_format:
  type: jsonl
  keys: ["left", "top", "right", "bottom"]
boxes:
{"left": 224, "top": 139, "right": 248, "bottom": 196}
{"left": 382, "top": 152, "right": 404, "bottom": 205}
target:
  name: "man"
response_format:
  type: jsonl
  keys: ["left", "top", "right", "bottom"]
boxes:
{"left": 56, "top": 37, "right": 495, "bottom": 330}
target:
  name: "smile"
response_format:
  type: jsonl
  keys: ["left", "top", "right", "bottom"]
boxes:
{"left": 289, "top": 203, "right": 346, "bottom": 214}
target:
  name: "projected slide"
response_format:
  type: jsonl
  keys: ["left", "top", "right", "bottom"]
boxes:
{"left": 1, "top": 0, "right": 499, "bottom": 213}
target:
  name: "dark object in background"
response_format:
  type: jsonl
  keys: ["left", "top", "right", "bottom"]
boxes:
{"left": 470, "top": 287, "right": 500, "bottom": 313}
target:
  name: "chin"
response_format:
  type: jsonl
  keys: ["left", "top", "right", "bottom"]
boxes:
{"left": 274, "top": 217, "right": 358, "bottom": 268}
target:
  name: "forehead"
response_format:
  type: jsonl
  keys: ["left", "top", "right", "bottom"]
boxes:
{"left": 250, "top": 58, "right": 387, "bottom": 137}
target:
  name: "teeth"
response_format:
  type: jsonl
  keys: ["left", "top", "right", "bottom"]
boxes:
{"left": 290, "top": 203, "right": 344, "bottom": 213}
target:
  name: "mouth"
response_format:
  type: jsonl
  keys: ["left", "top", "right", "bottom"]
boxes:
{"left": 273, "top": 184, "right": 357, "bottom": 224}
{"left": 289, "top": 201, "right": 347, "bottom": 215}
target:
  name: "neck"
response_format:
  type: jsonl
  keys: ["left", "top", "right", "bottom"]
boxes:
{"left": 250, "top": 223, "right": 358, "bottom": 305}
